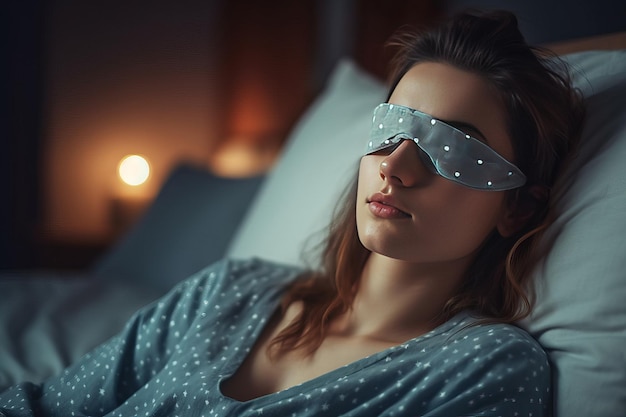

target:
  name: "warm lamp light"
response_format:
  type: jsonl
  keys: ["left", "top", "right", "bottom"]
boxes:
{"left": 210, "top": 140, "right": 279, "bottom": 177}
{"left": 111, "top": 154, "right": 151, "bottom": 233}
{"left": 118, "top": 154, "right": 150, "bottom": 186}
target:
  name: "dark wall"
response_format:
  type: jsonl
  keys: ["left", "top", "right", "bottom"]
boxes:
{"left": 446, "top": 0, "right": 626, "bottom": 44}
{"left": 2, "top": 0, "right": 316, "bottom": 270}
{"left": 1, "top": 1, "right": 45, "bottom": 269}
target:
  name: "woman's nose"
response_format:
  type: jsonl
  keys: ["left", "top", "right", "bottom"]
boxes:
{"left": 379, "top": 140, "right": 431, "bottom": 187}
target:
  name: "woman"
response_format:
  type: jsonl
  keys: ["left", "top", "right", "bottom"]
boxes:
{"left": 0, "top": 10, "right": 584, "bottom": 417}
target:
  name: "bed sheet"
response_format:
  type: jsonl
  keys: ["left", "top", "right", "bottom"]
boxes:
{"left": 0, "top": 272, "right": 163, "bottom": 391}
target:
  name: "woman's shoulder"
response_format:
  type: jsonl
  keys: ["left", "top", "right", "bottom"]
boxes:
{"left": 173, "top": 257, "right": 306, "bottom": 298}
{"left": 206, "top": 257, "right": 305, "bottom": 283}
{"left": 369, "top": 314, "right": 551, "bottom": 416}
{"left": 138, "top": 258, "right": 306, "bottom": 330}
{"left": 437, "top": 313, "right": 548, "bottom": 360}
{"left": 394, "top": 312, "right": 550, "bottom": 379}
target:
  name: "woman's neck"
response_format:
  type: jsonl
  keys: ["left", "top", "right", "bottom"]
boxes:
{"left": 333, "top": 253, "right": 468, "bottom": 344}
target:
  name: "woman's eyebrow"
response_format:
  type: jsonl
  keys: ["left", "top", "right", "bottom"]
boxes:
{"left": 440, "top": 119, "right": 489, "bottom": 144}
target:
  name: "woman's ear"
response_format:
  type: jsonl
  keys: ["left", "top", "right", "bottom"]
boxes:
{"left": 497, "top": 185, "right": 550, "bottom": 237}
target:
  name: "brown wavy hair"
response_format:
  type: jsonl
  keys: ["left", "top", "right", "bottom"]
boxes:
{"left": 269, "top": 10, "right": 585, "bottom": 358}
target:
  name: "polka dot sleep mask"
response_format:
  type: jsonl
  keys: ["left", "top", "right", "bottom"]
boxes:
{"left": 366, "top": 103, "right": 527, "bottom": 191}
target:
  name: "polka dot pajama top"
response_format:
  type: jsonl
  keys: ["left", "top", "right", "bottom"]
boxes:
{"left": 0, "top": 258, "right": 551, "bottom": 416}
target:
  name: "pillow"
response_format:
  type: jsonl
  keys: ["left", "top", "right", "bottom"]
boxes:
{"left": 520, "top": 49, "right": 626, "bottom": 417}
{"left": 227, "top": 60, "right": 387, "bottom": 265}
{"left": 94, "top": 163, "right": 264, "bottom": 291}
{"left": 228, "top": 52, "right": 626, "bottom": 417}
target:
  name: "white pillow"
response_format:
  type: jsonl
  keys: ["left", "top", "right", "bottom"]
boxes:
{"left": 227, "top": 60, "right": 387, "bottom": 265}
{"left": 521, "top": 49, "right": 626, "bottom": 417}
{"left": 228, "top": 52, "right": 626, "bottom": 417}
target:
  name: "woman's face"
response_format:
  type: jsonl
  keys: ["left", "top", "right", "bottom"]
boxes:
{"left": 356, "top": 62, "right": 514, "bottom": 265}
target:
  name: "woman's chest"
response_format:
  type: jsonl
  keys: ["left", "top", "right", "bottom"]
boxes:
{"left": 221, "top": 333, "right": 398, "bottom": 402}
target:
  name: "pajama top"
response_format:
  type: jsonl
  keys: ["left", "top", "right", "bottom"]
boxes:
{"left": 0, "top": 258, "right": 551, "bottom": 416}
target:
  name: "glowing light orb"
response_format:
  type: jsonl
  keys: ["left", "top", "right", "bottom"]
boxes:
{"left": 118, "top": 155, "right": 150, "bottom": 186}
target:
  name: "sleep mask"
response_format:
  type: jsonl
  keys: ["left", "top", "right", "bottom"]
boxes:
{"left": 366, "top": 103, "right": 526, "bottom": 191}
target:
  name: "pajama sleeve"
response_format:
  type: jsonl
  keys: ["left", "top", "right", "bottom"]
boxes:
{"left": 0, "top": 260, "right": 227, "bottom": 417}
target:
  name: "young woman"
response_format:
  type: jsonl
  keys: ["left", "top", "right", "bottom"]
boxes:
{"left": 0, "top": 10, "right": 584, "bottom": 417}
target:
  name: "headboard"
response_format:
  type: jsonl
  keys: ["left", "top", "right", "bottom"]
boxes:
{"left": 545, "top": 30, "right": 626, "bottom": 54}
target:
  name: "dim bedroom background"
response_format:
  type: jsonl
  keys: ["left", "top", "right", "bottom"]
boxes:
{"left": 1, "top": 2, "right": 626, "bottom": 417}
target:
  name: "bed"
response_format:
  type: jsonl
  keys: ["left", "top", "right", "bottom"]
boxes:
{"left": 1, "top": 23, "right": 625, "bottom": 417}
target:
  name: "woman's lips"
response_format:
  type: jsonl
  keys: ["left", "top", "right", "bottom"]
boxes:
{"left": 367, "top": 194, "right": 411, "bottom": 219}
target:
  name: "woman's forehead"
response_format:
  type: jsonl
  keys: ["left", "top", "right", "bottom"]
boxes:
{"left": 389, "top": 62, "right": 514, "bottom": 161}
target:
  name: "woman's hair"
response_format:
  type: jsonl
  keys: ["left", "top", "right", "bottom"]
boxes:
{"left": 269, "top": 10, "right": 585, "bottom": 358}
